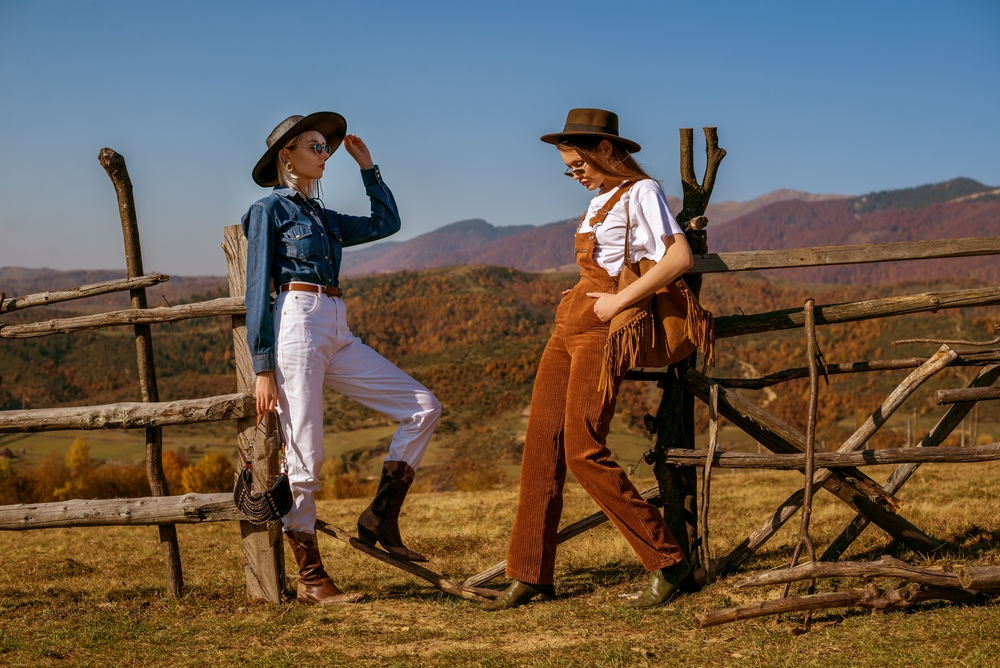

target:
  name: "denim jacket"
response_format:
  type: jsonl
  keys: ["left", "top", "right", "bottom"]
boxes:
{"left": 241, "top": 166, "right": 400, "bottom": 374}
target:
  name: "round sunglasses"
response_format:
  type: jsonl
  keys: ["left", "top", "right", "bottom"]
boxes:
{"left": 295, "top": 141, "right": 333, "bottom": 155}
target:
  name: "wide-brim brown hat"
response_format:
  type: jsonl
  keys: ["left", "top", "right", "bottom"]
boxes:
{"left": 540, "top": 108, "right": 641, "bottom": 153}
{"left": 252, "top": 112, "right": 347, "bottom": 187}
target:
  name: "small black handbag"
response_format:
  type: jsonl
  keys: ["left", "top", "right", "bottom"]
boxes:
{"left": 233, "top": 411, "right": 293, "bottom": 525}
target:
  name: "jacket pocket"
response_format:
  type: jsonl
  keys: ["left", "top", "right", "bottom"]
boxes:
{"left": 282, "top": 225, "right": 316, "bottom": 260}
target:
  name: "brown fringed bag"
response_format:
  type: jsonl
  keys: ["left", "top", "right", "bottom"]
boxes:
{"left": 598, "top": 184, "right": 716, "bottom": 399}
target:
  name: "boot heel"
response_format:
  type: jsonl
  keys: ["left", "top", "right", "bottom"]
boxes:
{"left": 357, "top": 521, "right": 378, "bottom": 546}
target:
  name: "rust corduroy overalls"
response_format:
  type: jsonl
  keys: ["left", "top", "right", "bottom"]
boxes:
{"left": 505, "top": 191, "right": 685, "bottom": 586}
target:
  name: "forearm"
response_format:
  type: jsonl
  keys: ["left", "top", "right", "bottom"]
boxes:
{"left": 615, "top": 235, "right": 693, "bottom": 306}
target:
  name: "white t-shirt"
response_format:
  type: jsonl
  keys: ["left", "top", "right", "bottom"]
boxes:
{"left": 578, "top": 179, "right": 684, "bottom": 276}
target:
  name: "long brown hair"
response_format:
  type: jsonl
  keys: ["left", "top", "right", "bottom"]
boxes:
{"left": 558, "top": 137, "right": 655, "bottom": 182}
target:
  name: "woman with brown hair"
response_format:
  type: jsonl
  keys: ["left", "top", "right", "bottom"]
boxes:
{"left": 485, "top": 108, "right": 694, "bottom": 610}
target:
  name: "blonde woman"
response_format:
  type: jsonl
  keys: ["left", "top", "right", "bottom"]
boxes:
{"left": 244, "top": 112, "right": 441, "bottom": 605}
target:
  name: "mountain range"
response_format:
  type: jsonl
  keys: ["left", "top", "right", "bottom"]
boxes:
{"left": 340, "top": 178, "right": 998, "bottom": 281}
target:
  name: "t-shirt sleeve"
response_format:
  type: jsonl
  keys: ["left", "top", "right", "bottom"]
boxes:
{"left": 629, "top": 181, "right": 684, "bottom": 262}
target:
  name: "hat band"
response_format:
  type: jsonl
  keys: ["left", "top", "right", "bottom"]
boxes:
{"left": 562, "top": 123, "right": 619, "bottom": 136}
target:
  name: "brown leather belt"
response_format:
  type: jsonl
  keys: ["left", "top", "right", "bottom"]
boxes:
{"left": 278, "top": 282, "right": 342, "bottom": 298}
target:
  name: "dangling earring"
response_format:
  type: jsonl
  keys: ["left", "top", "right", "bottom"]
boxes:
{"left": 285, "top": 161, "right": 294, "bottom": 174}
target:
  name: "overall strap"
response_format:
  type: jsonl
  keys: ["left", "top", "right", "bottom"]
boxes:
{"left": 580, "top": 180, "right": 636, "bottom": 233}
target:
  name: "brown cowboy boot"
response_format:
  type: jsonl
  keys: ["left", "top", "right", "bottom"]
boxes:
{"left": 284, "top": 531, "right": 363, "bottom": 605}
{"left": 357, "top": 461, "right": 428, "bottom": 562}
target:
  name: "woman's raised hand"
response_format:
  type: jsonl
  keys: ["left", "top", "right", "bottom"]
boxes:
{"left": 255, "top": 371, "right": 278, "bottom": 414}
{"left": 343, "top": 134, "right": 374, "bottom": 170}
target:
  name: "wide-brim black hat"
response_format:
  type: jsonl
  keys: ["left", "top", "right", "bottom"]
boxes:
{"left": 540, "top": 108, "right": 641, "bottom": 153}
{"left": 252, "top": 112, "right": 347, "bottom": 187}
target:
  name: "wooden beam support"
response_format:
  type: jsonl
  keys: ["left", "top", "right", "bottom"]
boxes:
{"left": 0, "top": 297, "right": 244, "bottom": 338}
{"left": 314, "top": 520, "right": 498, "bottom": 602}
{"left": 663, "top": 442, "right": 1000, "bottom": 469}
{"left": 714, "top": 286, "right": 1000, "bottom": 339}
{"left": 689, "top": 236, "right": 1000, "bottom": 274}
{"left": 0, "top": 493, "right": 241, "bottom": 530}
{"left": 0, "top": 393, "right": 254, "bottom": 433}
{"left": 936, "top": 386, "right": 1000, "bottom": 404}
{"left": 0, "top": 274, "right": 170, "bottom": 314}
{"left": 223, "top": 225, "right": 285, "bottom": 604}
{"left": 821, "top": 364, "right": 1000, "bottom": 562}
{"left": 736, "top": 555, "right": 962, "bottom": 589}
{"left": 99, "top": 147, "right": 182, "bottom": 598}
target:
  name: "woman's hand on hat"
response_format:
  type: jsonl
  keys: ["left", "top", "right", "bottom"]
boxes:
{"left": 256, "top": 372, "right": 278, "bottom": 414}
{"left": 343, "top": 134, "right": 374, "bottom": 170}
{"left": 587, "top": 291, "right": 624, "bottom": 322}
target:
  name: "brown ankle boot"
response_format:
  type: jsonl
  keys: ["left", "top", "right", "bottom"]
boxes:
{"left": 357, "top": 461, "right": 428, "bottom": 562}
{"left": 284, "top": 531, "right": 363, "bottom": 605}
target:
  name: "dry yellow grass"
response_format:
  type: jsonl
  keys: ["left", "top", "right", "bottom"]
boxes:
{"left": 2, "top": 464, "right": 1000, "bottom": 667}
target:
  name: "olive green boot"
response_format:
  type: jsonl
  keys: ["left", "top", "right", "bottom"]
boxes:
{"left": 482, "top": 580, "right": 556, "bottom": 611}
{"left": 626, "top": 558, "right": 692, "bottom": 609}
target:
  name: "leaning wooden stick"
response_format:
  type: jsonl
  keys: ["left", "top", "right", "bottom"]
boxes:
{"left": 696, "top": 583, "right": 978, "bottom": 629}
{"left": 737, "top": 556, "right": 963, "bottom": 589}
{"left": 314, "top": 520, "right": 498, "bottom": 602}
{"left": 698, "top": 385, "right": 720, "bottom": 583}
{"left": 462, "top": 486, "right": 662, "bottom": 588}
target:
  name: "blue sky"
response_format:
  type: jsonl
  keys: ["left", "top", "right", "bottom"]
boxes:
{"left": 1, "top": 1, "right": 997, "bottom": 275}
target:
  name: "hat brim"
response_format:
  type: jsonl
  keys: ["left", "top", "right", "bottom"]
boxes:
{"left": 252, "top": 112, "right": 347, "bottom": 187}
{"left": 540, "top": 131, "right": 641, "bottom": 154}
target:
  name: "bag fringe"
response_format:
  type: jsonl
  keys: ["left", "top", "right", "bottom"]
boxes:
{"left": 599, "top": 309, "right": 654, "bottom": 401}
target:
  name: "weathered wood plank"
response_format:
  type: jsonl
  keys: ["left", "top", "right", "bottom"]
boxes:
{"left": 695, "top": 584, "right": 977, "bottom": 628}
{"left": 0, "top": 493, "right": 242, "bottom": 530}
{"left": 0, "top": 297, "right": 245, "bottom": 338}
{"left": 714, "top": 286, "right": 1000, "bottom": 339}
{"left": 0, "top": 394, "right": 254, "bottom": 433}
{"left": 0, "top": 274, "right": 170, "bottom": 314}
{"left": 690, "top": 236, "right": 1000, "bottom": 274}
{"left": 223, "top": 224, "right": 285, "bottom": 604}
{"left": 959, "top": 566, "right": 1000, "bottom": 590}
{"left": 936, "top": 386, "right": 1000, "bottom": 404}
{"left": 314, "top": 520, "right": 498, "bottom": 602}
{"left": 736, "top": 556, "right": 962, "bottom": 589}
{"left": 664, "top": 442, "right": 1000, "bottom": 469}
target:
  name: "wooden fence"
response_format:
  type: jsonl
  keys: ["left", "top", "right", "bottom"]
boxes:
{"left": 3, "top": 135, "right": 1000, "bottom": 612}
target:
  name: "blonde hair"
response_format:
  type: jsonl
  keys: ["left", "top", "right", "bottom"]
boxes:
{"left": 277, "top": 133, "right": 321, "bottom": 200}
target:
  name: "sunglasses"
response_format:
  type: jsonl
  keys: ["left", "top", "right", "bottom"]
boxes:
{"left": 564, "top": 162, "right": 587, "bottom": 178}
{"left": 296, "top": 141, "right": 333, "bottom": 155}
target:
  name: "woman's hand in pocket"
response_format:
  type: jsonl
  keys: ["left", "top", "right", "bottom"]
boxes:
{"left": 256, "top": 371, "right": 278, "bottom": 414}
{"left": 586, "top": 291, "right": 623, "bottom": 323}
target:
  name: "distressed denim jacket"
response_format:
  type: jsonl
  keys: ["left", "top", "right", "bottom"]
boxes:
{"left": 241, "top": 166, "right": 400, "bottom": 374}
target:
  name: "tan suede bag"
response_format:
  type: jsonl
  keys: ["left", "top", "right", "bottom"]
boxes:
{"left": 598, "top": 184, "right": 715, "bottom": 399}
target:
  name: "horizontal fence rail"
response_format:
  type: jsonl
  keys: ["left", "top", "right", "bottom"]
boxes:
{"left": 624, "top": 350, "right": 1000, "bottom": 388}
{"left": 936, "top": 386, "right": 1000, "bottom": 405}
{"left": 714, "top": 286, "right": 1000, "bottom": 339}
{"left": 0, "top": 393, "right": 254, "bottom": 433}
{"left": 0, "top": 493, "right": 242, "bottom": 530}
{"left": 664, "top": 442, "right": 1000, "bottom": 469}
{"left": 689, "top": 236, "right": 1000, "bottom": 275}
{"left": 0, "top": 296, "right": 244, "bottom": 338}
{"left": 0, "top": 274, "right": 169, "bottom": 314}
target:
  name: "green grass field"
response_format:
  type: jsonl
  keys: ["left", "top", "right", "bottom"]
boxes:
{"left": 2, "top": 458, "right": 1000, "bottom": 667}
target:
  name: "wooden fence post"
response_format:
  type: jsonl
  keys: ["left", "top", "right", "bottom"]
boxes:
{"left": 222, "top": 225, "right": 286, "bottom": 603}
{"left": 651, "top": 128, "right": 725, "bottom": 576}
{"left": 98, "top": 148, "right": 183, "bottom": 598}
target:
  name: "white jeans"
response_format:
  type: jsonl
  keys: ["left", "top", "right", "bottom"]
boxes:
{"left": 272, "top": 290, "right": 441, "bottom": 533}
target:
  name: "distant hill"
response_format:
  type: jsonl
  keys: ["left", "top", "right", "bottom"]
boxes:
{"left": 713, "top": 180, "right": 1000, "bottom": 284}
{"left": 851, "top": 177, "right": 995, "bottom": 214}
{"left": 342, "top": 188, "right": 850, "bottom": 277}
